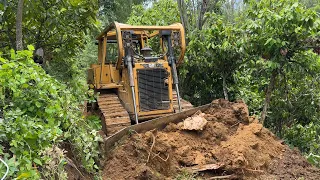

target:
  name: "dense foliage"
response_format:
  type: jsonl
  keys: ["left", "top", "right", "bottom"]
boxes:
{"left": 0, "top": 0, "right": 98, "bottom": 83}
{"left": 127, "top": 0, "right": 180, "bottom": 25}
{"left": 241, "top": 0, "right": 320, "bottom": 165}
{"left": 0, "top": 47, "right": 101, "bottom": 179}
{"left": 185, "top": 14, "right": 246, "bottom": 102}
{"left": 0, "top": 0, "right": 320, "bottom": 178}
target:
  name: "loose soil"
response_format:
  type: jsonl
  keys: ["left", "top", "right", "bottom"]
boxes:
{"left": 102, "top": 99, "right": 320, "bottom": 179}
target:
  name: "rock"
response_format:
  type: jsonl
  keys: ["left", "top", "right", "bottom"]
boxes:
{"left": 182, "top": 112, "right": 208, "bottom": 131}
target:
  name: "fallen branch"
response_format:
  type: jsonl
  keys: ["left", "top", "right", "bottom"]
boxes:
{"left": 146, "top": 133, "right": 156, "bottom": 163}
{"left": 207, "top": 175, "right": 233, "bottom": 179}
{"left": 152, "top": 152, "right": 169, "bottom": 162}
{"left": 230, "top": 122, "right": 240, "bottom": 128}
{"left": 65, "top": 157, "right": 85, "bottom": 179}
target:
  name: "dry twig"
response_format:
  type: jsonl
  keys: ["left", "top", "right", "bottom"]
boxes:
{"left": 146, "top": 133, "right": 156, "bottom": 163}
{"left": 65, "top": 157, "right": 85, "bottom": 179}
{"left": 152, "top": 152, "right": 170, "bottom": 162}
{"left": 207, "top": 175, "right": 233, "bottom": 179}
{"left": 230, "top": 122, "right": 240, "bottom": 128}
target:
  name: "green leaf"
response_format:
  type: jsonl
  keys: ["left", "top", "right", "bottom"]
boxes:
{"left": 10, "top": 140, "right": 17, "bottom": 147}
{"left": 35, "top": 102, "right": 41, "bottom": 108}
{"left": 70, "top": 0, "right": 81, "bottom": 6}
{"left": 292, "top": 2, "right": 299, "bottom": 8}
{"left": 33, "top": 158, "right": 42, "bottom": 166}
{"left": 28, "top": 106, "right": 34, "bottom": 111}
{"left": 0, "top": 57, "right": 6, "bottom": 63}
{"left": 264, "top": 38, "right": 273, "bottom": 46}
{"left": 295, "top": 27, "right": 301, "bottom": 33}
{"left": 22, "top": 83, "right": 29, "bottom": 88}
{"left": 45, "top": 108, "right": 55, "bottom": 114}
{"left": 27, "top": 45, "right": 35, "bottom": 51}
{"left": 17, "top": 172, "right": 31, "bottom": 179}
{"left": 60, "top": 8, "right": 67, "bottom": 12}
{"left": 10, "top": 49, "right": 15, "bottom": 59}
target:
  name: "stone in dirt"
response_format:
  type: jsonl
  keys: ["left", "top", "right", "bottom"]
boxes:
{"left": 102, "top": 99, "right": 320, "bottom": 180}
{"left": 180, "top": 110, "right": 207, "bottom": 131}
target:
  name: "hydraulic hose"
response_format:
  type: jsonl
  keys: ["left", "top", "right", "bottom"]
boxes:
{"left": 127, "top": 60, "right": 139, "bottom": 124}
{"left": 166, "top": 35, "right": 182, "bottom": 112}
{"left": 124, "top": 31, "right": 139, "bottom": 124}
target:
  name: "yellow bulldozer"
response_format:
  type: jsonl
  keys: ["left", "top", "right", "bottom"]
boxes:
{"left": 87, "top": 22, "right": 193, "bottom": 136}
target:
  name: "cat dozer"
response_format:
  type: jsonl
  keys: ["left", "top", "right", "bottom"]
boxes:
{"left": 87, "top": 22, "right": 193, "bottom": 136}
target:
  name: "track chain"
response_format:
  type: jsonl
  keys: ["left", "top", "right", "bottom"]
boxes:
{"left": 172, "top": 90, "right": 194, "bottom": 112}
{"left": 97, "top": 91, "right": 193, "bottom": 137}
{"left": 97, "top": 93, "right": 131, "bottom": 137}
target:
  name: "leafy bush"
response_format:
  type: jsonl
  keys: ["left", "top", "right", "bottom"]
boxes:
{"left": 0, "top": 46, "right": 101, "bottom": 179}
{"left": 284, "top": 122, "right": 320, "bottom": 166}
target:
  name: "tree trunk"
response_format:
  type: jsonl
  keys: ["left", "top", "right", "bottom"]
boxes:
{"left": 16, "top": 0, "right": 24, "bottom": 51}
{"left": 177, "top": 0, "right": 189, "bottom": 33}
{"left": 177, "top": 0, "right": 185, "bottom": 28}
{"left": 260, "top": 69, "right": 278, "bottom": 125}
{"left": 231, "top": 0, "right": 235, "bottom": 20}
{"left": 198, "top": 0, "right": 208, "bottom": 30}
{"left": 222, "top": 74, "right": 228, "bottom": 100}
{"left": 177, "top": 0, "right": 186, "bottom": 29}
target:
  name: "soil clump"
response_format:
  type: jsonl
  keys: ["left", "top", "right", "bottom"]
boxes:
{"left": 102, "top": 99, "right": 320, "bottom": 179}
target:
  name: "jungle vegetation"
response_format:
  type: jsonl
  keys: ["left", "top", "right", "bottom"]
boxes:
{"left": 0, "top": 0, "right": 319, "bottom": 178}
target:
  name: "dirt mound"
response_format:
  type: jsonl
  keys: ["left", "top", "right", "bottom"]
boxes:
{"left": 102, "top": 99, "right": 320, "bottom": 179}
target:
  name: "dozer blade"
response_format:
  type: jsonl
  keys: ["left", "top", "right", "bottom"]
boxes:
{"left": 101, "top": 103, "right": 210, "bottom": 156}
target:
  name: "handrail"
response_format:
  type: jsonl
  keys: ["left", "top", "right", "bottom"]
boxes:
{"left": 96, "top": 22, "right": 186, "bottom": 70}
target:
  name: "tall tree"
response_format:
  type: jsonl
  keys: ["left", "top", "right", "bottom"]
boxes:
{"left": 244, "top": 0, "right": 320, "bottom": 125}
{"left": 127, "top": 0, "right": 180, "bottom": 26}
{"left": 177, "top": 0, "right": 224, "bottom": 33}
{"left": 177, "top": 0, "right": 189, "bottom": 32}
{"left": 0, "top": 0, "right": 98, "bottom": 81}
{"left": 15, "top": 0, "right": 23, "bottom": 50}
{"left": 186, "top": 13, "right": 246, "bottom": 101}
{"left": 1, "top": 0, "right": 98, "bottom": 57}
{"left": 98, "top": 0, "right": 152, "bottom": 24}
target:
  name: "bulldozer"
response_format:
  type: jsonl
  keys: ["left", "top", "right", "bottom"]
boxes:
{"left": 87, "top": 22, "right": 193, "bottom": 136}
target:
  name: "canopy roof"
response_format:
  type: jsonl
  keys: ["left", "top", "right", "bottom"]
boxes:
{"left": 96, "top": 22, "right": 185, "bottom": 40}
{"left": 96, "top": 22, "right": 186, "bottom": 69}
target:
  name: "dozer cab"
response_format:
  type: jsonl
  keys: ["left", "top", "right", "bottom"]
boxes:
{"left": 87, "top": 22, "right": 193, "bottom": 136}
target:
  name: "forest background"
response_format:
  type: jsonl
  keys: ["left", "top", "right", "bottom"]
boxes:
{"left": 0, "top": 0, "right": 319, "bottom": 179}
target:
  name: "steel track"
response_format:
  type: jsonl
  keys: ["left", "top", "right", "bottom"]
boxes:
{"left": 98, "top": 90, "right": 193, "bottom": 136}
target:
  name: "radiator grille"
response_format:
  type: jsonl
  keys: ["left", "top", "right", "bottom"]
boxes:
{"left": 137, "top": 68, "right": 170, "bottom": 112}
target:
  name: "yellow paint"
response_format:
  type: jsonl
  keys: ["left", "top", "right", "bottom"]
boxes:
{"left": 88, "top": 22, "right": 185, "bottom": 120}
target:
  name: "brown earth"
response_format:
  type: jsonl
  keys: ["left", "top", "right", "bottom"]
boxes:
{"left": 102, "top": 99, "right": 320, "bottom": 180}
